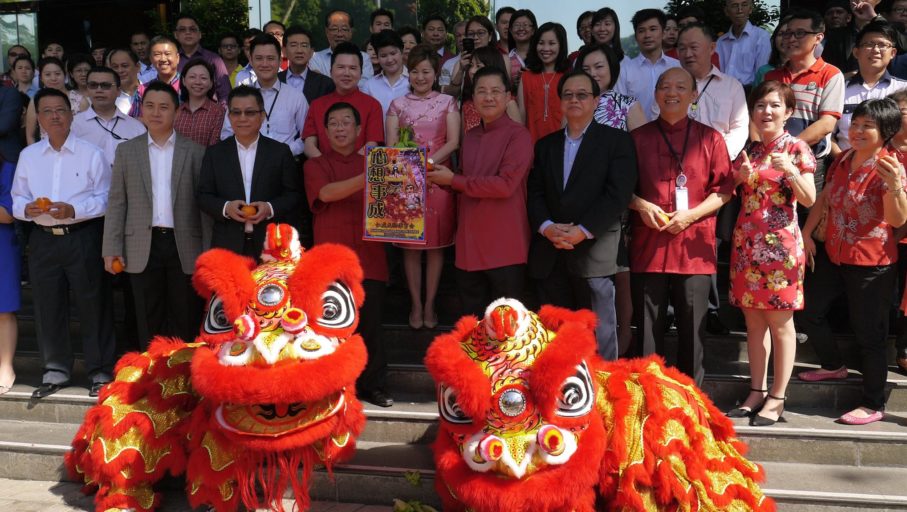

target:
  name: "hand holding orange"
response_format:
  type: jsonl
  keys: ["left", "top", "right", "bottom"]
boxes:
{"left": 111, "top": 258, "right": 124, "bottom": 274}
{"left": 35, "top": 197, "right": 51, "bottom": 212}
{"left": 240, "top": 204, "right": 258, "bottom": 217}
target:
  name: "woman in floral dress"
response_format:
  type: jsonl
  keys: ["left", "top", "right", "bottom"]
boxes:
{"left": 386, "top": 44, "right": 460, "bottom": 330}
{"left": 727, "top": 81, "right": 816, "bottom": 426}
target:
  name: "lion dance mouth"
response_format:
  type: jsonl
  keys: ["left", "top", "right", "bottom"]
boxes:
{"left": 215, "top": 393, "right": 345, "bottom": 437}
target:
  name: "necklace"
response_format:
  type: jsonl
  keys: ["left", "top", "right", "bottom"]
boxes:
{"left": 542, "top": 71, "right": 557, "bottom": 121}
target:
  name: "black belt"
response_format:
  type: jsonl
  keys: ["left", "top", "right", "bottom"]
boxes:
{"left": 39, "top": 218, "right": 101, "bottom": 236}
{"left": 152, "top": 226, "right": 174, "bottom": 235}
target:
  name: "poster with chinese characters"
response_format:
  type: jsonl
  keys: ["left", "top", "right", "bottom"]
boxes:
{"left": 363, "top": 146, "right": 427, "bottom": 244}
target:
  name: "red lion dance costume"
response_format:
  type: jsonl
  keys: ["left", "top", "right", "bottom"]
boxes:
{"left": 66, "top": 225, "right": 367, "bottom": 512}
{"left": 426, "top": 298, "right": 775, "bottom": 512}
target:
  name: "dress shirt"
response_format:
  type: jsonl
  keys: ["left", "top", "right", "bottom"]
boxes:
{"left": 716, "top": 21, "right": 772, "bottom": 86}
{"left": 237, "top": 136, "right": 257, "bottom": 203}
{"left": 115, "top": 90, "right": 135, "bottom": 116}
{"left": 439, "top": 55, "right": 460, "bottom": 87}
{"left": 234, "top": 64, "right": 256, "bottom": 87}
{"left": 72, "top": 107, "right": 147, "bottom": 166}
{"left": 302, "top": 90, "right": 384, "bottom": 157}
{"left": 148, "top": 132, "right": 176, "bottom": 228}
{"left": 308, "top": 48, "right": 374, "bottom": 85}
{"left": 178, "top": 46, "right": 231, "bottom": 102}
{"left": 360, "top": 71, "right": 409, "bottom": 116}
{"left": 453, "top": 115, "right": 533, "bottom": 271}
{"left": 284, "top": 67, "right": 308, "bottom": 91}
{"left": 11, "top": 133, "right": 111, "bottom": 225}
{"left": 221, "top": 79, "right": 308, "bottom": 156}
{"left": 834, "top": 72, "right": 907, "bottom": 151}
{"left": 138, "top": 61, "right": 158, "bottom": 84}
{"left": 613, "top": 52, "right": 680, "bottom": 121}
{"left": 538, "top": 123, "right": 594, "bottom": 239}
{"left": 629, "top": 117, "right": 734, "bottom": 274}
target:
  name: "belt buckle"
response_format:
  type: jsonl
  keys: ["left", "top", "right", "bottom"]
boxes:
{"left": 51, "top": 227, "right": 65, "bottom": 236}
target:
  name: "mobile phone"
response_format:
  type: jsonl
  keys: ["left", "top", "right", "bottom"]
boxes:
{"left": 462, "top": 38, "right": 475, "bottom": 53}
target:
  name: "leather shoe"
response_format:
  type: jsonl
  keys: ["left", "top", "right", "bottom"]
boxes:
{"left": 706, "top": 312, "right": 730, "bottom": 335}
{"left": 31, "top": 382, "right": 69, "bottom": 399}
{"left": 361, "top": 388, "right": 394, "bottom": 408}
{"left": 89, "top": 381, "right": 110, "bottom": 398}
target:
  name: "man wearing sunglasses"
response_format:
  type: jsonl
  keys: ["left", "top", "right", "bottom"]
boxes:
{"left": 72, "top": 67, "right": 146, "bottom": 166}
{"left": 1, "top": 45, "right": 29, "bottom": 87}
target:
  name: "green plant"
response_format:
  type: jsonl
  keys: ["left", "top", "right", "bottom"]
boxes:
{"left": 145, "top": 0, "right": 249, "bottom": 50}
{"left": 663, "top": 0, "right": 780, "bottom": 37}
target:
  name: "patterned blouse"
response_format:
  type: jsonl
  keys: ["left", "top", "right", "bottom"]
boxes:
{"left": 593, "top": 90, "right": 637, "bottom": 131}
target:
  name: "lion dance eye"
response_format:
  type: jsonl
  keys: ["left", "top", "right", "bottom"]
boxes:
{"left": 204, "top": 295, "right": 232, "bottom": 334}
{"left": 438, "top": 385, "right": 472, "bottom": 424}
{"left": 555, "top": 362, "right": 594, "bottom": 417}
{"left": 316, "top": 282, "right": 356, "bottom": 329}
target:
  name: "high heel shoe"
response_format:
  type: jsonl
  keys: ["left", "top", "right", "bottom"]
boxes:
{"left": 408, "top": 309, "right": 423, "bottom": 330}
{"left": 726, "top": 388, "right": 767, "bottom": 418}
{"left": 750, "top": 394, "right": 786, "bottom": 427}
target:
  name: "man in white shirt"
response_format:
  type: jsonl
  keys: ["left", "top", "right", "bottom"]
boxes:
{"left": 102, "top": 81, "right": 206, "bottom": 349}
{"left": 72, "top": 67, "right": 146, "bottom": 166}
{"left": 309, "top": 9, "right": 374, "bottom": 83}
{"left": 716, "top": 0, "right": 772, "bottom": 88}
{"left": 614, "top": 9, "right": 680, "bottom": 121}
{"left": 360, "top": 30, "right": 409, "bottom": 116}
{"left": 11, "top": 88, "right": 116, "bottom": 399}
{"left": 230, "top": 34, "right": 308, "bottom": 156}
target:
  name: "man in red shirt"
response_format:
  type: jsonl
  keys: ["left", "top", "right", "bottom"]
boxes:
{"left": 428, "top": 66, "right": 533, "bottom": 317}
{"left": 303, "top": 102, "right": 392, "bottom": 408}
{"left": 628, "top": 67, "right": 734, "bottom": 384}
{"left": 302, "top": 42, "right": 384, "bottom": 159}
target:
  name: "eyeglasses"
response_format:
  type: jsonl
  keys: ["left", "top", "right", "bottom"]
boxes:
{"left": 175, "top": 26, "right": 199, "bottom": 33}
{"left": 778, "top": 29, "right": 820, "bottom": 39}
{"left": 327, "top": 120, "right": 355, "bottom": 129}
{"left": 466, "top": 30, "right": 488, "bottom": 38}
{"left": 858, "top": 42, "right": 894, "bottom": 50}
{"left": 220, "top": 43, "right": 238, "bottom": 50}
{"left": 893, "top": 7, "right": 907, "bottom": 15}
{"left": 287, "top": 42, "right": 312, "bottom": 49}
{"left": 561, "top": 92, "right": 594, "bottom": 102}
{"left": 87, "top": 81, "right": 115, "bottom": 90}
{"left": 38, "top": 108, "right": 69, "bottom": 117}
{"left": 228, "top": 109, "right": 263, "bottom": 117}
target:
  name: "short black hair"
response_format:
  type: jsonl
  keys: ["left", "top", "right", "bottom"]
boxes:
{"left": 7, "top": 45, "right": 29, "bottom": 57}
{"left": 130, "top": 29, "right": 151, "bottom": 40}
{"left": 66, "top": 54, "right": 93, "bottom": 77}
{"left": 575, "top": 43, "right": 622, "bottom": 90}
{"left": 220, "top": 33, "right": 241, "bottom": 45}
{"left": 179, "top": 57, "right": 216, "bottom": 101}
{"left": 41, "top": 40, "right": 63, "bottom": 53}
{"left": 678, "top": 21, "right": 716, "bottom": 42}
{"left": 324, "top": 101, "right": 361, "bottom": 126}
{"left": 87, "top": 66, "right": 120, "bottom": 88}
{"left": 422, "top": 14, "right": 447, "bottom": 31}
{"left": 331, "top": 41, "right": 363, "bottom": 68}
{"left": 150, "top": 35, "right": 179, "bottom": 51}
{"left": 677, "top": 5, "right": 707, "bottom": 23}
{"left": 557, "top": 69, "right": 601, "bottom": 98}
{"left": 472, "top": 65, "right": 510, "bottom": 91}
{"left": 853, "top": 97, "right": 902, "bottom": 143}
{"left": 174, "top": 13, "right": 201, "bottom": 30}
{"left": 495, "top": 6, "right": 516, "bottom": 22}
{"left": 576, "top": 10, "right": 595, "bottom": 33}
{"left": 371, "top": 29, "right": 403, "bottom": 52}
{"left": 284, "top": 25, "right": 314, "bottom": 46}
{"left": 249, "top": 33, "right": 281, "bottom": 56}
{"left": 228, "top": 84, "right": 265, "bottom": 110}
{"left": 108, "top": 47, "right": 140, "bottom": 65}
{"left": 324, "top": 9, "right": 353, "bottom": 28}
{"left": 632, "top": 8, "right": 668, "bottom": 30}
{"left": 142, "top": 80, "right": 180, "bottom": 106}
{"left": 34, "top": 87, "right": 70, "bottom": 111}
{"left": 370, "top": 8, "right": 394, "bottom": 26}
{"left": 263, "top": 20, "right": 286, "bottom": 32}
{"left": 12, "top": 55, "right": 34, "bottom": 71}
{"left": 37, "top": 56, "right": 64, "bottom": 75}
{"left": 398, "top": 26, "right": 422, "bottom": 44}
{"left": 856, "top": 19, "right": 899, "bottom": 46}
{"left": 787, "top": 8, "right": 826, "bottom": 34}
{"left": 242, "top": 28, "right": 263, "bottom": 41}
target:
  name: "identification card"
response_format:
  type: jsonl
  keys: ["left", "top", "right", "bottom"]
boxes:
{"left": 675, "top": 187, "right": 689, "bottom": 211}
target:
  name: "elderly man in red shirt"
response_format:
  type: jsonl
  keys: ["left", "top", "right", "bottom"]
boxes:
{"left": 303, "top": 102, "right": 392, "bottom": 408}
{"left": 428, "top": 66, "right": 533, "bottom": 317}
{"left": 629, "top": 67, "right": 734, "bottom": 384}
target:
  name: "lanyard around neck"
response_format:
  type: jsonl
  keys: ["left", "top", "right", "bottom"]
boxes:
{"left": 655, "top": 119, "right": 692, "bottom": 180}
{"left": 94, "top": 116, "right": 123, "bottom": 140}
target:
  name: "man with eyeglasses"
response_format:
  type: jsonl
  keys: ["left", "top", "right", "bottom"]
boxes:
{"left": 102, "top": 81, "right": 206, "bottom": 349}
{"left": 766, "top": 9, "right": 844, "bottom": 197}
{"left": 427, "top": 66, "right": 532, "bottom": 317}
{"left": 303, "top": 101, "right": 393, "bottom": 408}
{"left": 832, "top": 21, "right": 907, "bottom": 154}
{"left": 309, "top": 10, "right": 374, "bottom": 84}
{"left": 715, "top": 0, "right": 772, "bottom": 88}
{"left": 197, "top": 85, "right": 299, "bottom": 258}
{"left": 278, "top": 25, "right": 335, "bottom": 104}
{"left": 263, "top": 19, "right": 290, "bottom": 71}
{"left": 72, "top": 67, "right": 146, "bottom": 167}
{"left": 173, "top": 14, "right": 230, "bottom": 103}
{"left": 527, "top": 70, "right": 637, "bottom": 360}
{"left": 11, "top": 88, "right": 116, "bottom": 399}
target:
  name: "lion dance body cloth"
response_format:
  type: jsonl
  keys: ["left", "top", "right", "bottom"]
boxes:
{"left": 66, "top": 224, "right": 368, "bottom": 512}
{"left": 425, "top": 298, "right": 775, "bottom": 512}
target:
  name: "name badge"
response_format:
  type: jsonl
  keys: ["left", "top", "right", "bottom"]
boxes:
{"left": 675, "top": 187, "right": 689, "bottom": 211}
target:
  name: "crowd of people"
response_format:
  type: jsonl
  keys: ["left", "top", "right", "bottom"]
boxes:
{"left": 0, "top": 0, "right": 906, "bottom": 427}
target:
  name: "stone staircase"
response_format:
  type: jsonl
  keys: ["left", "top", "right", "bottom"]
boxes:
{"left": 4, "top": 281, "right": 907, "bottom": 511}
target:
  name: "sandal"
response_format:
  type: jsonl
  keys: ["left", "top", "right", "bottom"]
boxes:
{"left": 727, "top": 388, "right": 767, "bottom": 418}
{"left": 750, "top": 394, "right": 786, "bottom": 427}
{"left": 0, "top": 384, "right": 12, "bottom": 395}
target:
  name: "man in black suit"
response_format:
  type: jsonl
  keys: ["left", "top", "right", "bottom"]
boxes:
{"left": 527, "top": 70, "right": 637, "bottom": 360}
{"left": 197, "top": 85, "right": 299, "bottom": 258}
{"left": 279, "top": 25, "right": 336, "bottom": 104}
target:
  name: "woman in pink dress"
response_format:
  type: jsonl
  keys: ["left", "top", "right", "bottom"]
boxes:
{"left": 386, "top": 44, "right": 460, "bottom": 329}
{"left": 727, "top": 81, "right": 816, "bottom": 426}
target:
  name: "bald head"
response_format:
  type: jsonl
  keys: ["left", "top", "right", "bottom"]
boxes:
{"left": 655, "top": 67, "right": 696, "bottom": 91}
{"left": 655, "top": 67, "right": 697, "bottom": 122}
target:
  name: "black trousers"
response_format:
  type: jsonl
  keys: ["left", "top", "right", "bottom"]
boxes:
{"left": 357, "top": 279, "right": 388, "bottom": 392}
{"left": 28, "top": 221, "right": 115, "bottom": 385}
{"left": 457, "top": 264, "right": 527, "bottom": 318}
{"left": 129, "top": 230, "right": 203, "bottom": 349}
{"left": 631, "top": 272, "right": 710, "bottom": 385}
{"left": 799, "top": 245, "right": 895, "bottom": 411}
{"left": 896, "top": 244, "right": 907, "bottom": 357}
{"left": 536, "top": 268, "right": 617, "bottom": 360}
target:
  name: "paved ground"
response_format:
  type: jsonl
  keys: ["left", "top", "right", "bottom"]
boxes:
{"left": 0, "top": 478, "right": 393, "bottom": 511}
